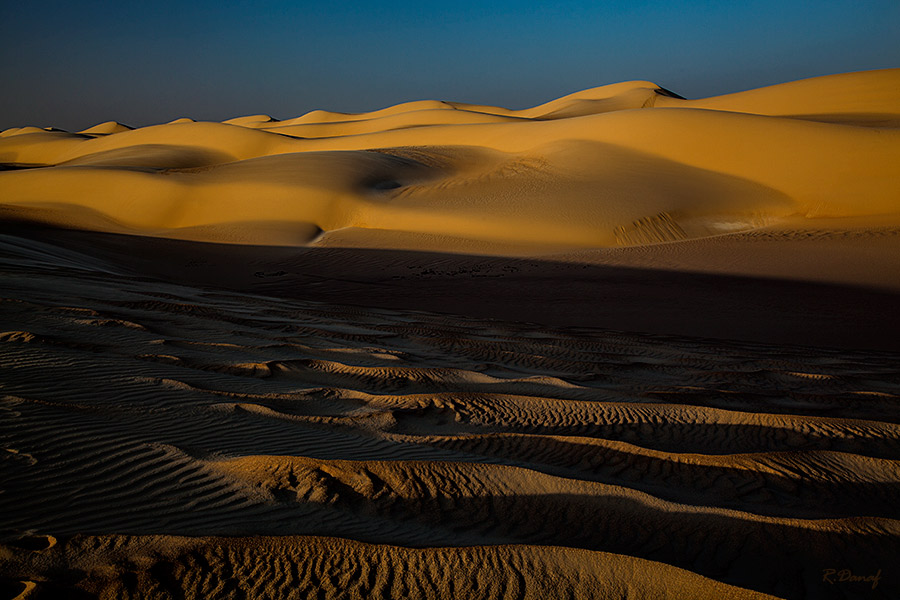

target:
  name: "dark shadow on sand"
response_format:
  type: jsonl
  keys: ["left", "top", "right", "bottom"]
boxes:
{"left": 3, "top": 222, "right": 899, "bottom": 352}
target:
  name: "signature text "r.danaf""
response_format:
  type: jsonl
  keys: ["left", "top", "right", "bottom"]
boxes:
{"left": 822, "top": 568, "right": 882, "bottom": 590}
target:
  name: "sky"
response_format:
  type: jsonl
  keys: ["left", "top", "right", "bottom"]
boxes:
{"left": 1, "top": 0, "right": 898, "bottom": 131}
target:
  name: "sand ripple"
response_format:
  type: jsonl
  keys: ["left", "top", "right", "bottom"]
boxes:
{"left": 2, "top": 234, "right": 900, "bottom": 598}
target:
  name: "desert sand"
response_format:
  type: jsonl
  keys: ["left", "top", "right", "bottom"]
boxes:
{"left": 1, "top": 69, "right": 900, "bottom": 599}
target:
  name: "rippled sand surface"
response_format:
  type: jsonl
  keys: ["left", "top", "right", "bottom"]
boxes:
{"left": 1, "top": 229, "right": 899, "bottom": 599}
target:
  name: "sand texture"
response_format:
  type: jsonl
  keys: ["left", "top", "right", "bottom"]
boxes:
{"left": 2, "top": 70, "right": 900, "bottom": 598}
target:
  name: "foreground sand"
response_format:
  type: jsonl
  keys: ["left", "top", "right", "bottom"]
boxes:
{"left": 1, "top": 227, "right": 899, "bottom": 599}
{"left": 2, "top": 70, "right": 900, "bottom": 598}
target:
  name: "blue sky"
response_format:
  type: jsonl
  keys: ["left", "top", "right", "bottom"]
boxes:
{"left": 1, "top": 0, "right": 898, "bottom": 130}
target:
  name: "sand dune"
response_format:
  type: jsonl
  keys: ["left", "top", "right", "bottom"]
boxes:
{"left": 2, "top": 535, "right": 781, "bottom": 600}
{"left": 2, "top": 70, "right": 900, "bottom": 598}
{"left": 657, "top": 68, "right": 900, "bottom": 124}
{"left": 1, "top": 69, "right": 898, "bottom": 249}
{"left": 77, "top": 121, "right": 134, "bottom": 136}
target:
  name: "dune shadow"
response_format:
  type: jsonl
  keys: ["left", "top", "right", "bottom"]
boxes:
{"left": 3, "top": 222, "right": 899, "bottom": 352}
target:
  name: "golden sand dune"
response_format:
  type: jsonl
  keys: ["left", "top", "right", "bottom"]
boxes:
{"left": 77, "top": 121, "right": 134, "bottom": 136}
{"left": 2, "top": 70, "right": 900, "bottom": 598}
{"left": 1, "top": 69, "right": 898, "bottom": 250}
{"left": 1, "top": 535, "right": 780, "bottom": 600}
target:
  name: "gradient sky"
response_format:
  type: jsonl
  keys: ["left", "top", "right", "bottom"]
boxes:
{"left": 1, "top": 0, "right": 898, "bottom": 131}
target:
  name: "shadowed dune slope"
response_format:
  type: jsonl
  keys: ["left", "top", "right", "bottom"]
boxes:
{"left": 4, "top": 221, "right": 898, "bottom": 351}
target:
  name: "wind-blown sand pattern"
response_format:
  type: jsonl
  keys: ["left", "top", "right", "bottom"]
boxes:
{"left": 2, "top": 69, "right": 900, "bottom": 598}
